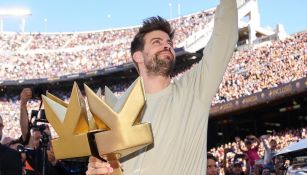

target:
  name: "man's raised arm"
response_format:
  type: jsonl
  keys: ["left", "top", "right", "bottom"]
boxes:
{"left": 20, "top": 88, "right": 32, "bottom": 143}
{"left": 195, "top": 0, "right": 238, "bottom": 102}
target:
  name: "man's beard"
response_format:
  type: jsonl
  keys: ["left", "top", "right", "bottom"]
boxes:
{"left": 144, "top": 51, "right": 175, "bottom": 77}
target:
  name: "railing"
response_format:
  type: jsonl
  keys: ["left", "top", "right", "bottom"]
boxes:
{"left": 210, "top": 77, "right": 307, "bottom": 116}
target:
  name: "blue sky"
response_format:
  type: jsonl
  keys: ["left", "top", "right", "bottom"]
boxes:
{"left": 0, "top": 0, "right": 306, "bottom": 34}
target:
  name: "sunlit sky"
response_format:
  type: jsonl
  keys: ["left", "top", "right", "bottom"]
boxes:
{"left": 0, "top": 0, "right": 306, "bottom": 34}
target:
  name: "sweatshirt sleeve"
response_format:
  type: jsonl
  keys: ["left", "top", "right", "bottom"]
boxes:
{"left": 177, "top": 0, "right": 238, "bottom": 106}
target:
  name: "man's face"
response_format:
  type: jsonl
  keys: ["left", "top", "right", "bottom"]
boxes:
{"left": 246, "top": 143, "right": 252, "bottom": 149}
{"left": 207, "top": 159, "right": 217, "bottom": 175}
{"left": 270, "top": 140, "right": 277, "bottom": 149}
{"left": 0, "top": 117, "right": 3, "bottom": 141}
{"left": 142, "top": 30, "right": 175, "bottom": 77}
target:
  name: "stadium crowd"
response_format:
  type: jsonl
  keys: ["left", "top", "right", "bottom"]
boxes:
{"left": 208, "top": 127, "right": 306, "bottom": 175}
{"left": 212, "top": 31, "right": 306, "bottom": 104}
{"left": 0, "top": 9, "right": 214, "bottom": 79}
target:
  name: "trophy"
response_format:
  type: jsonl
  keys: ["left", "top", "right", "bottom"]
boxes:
{"left": 42, "top": 77, "right": 153, "bottom": 174}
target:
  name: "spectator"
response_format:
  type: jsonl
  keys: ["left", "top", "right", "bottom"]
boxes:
{"left": 231, "top": 162, "right": 245, "bottom": 175}
{"left": 260, "top": 135, "right": 277, "bottom": 169}
{"left": 207, "top": 153, "right": 218, "bottom": 175}
{"left": 19, "top": 88, "right": 70, "bottom": 175}
{"left": 0, "top": 114, "right": 23, "bottom": 175}
{"left": 236, "top": 135, "right": 261, "bottom": 174}
{"left": 223, "top": 148, "right": 246, "bottom": 175}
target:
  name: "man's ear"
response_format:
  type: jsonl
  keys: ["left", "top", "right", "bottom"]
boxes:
{"left": 132, "top": 51, "right": 143, "bottom": 63}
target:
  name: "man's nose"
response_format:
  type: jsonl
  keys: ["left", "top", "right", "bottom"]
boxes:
{"left": 162, "top": 41, "right": 171, "bottom": 50}
{"left": 163, "top": 46, "right": 170, "bottom": 51}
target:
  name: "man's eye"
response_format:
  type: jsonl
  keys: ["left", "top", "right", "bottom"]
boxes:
{"left": 168, "top": 41, "right": 173, "bottom": 47}
{"left": 153, "top": 40, "right": 161, "bottom": 44}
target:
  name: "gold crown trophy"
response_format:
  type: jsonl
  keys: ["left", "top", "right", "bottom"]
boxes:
{"left": 42, "top": 78, "right": 153, "bottom": 175}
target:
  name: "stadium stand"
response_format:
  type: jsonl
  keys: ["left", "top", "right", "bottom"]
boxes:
{"left": 0, "top": 9, "right": 215, "bottom": 80}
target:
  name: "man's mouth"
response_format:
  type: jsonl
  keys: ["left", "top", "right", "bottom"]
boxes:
{"left": 157, "top": 51, "right": 173, "bottom": 60}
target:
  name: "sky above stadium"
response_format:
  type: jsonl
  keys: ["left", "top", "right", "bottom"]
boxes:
{"left": 0, "top": 0, "right": 306, "bottom": 35}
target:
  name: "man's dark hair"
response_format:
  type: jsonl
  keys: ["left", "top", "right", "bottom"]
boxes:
{"left": 207, "top": 153, "right": 218, "bottom": 162}
{"left": 130, "top": 16, "right": 175, "bottom": 56}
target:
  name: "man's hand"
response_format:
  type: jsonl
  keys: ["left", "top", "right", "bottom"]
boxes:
{"left": 86, "top": 156, "right": 113, "bottom": 175}
{"left": 235, "top": 136, "right": 240, "bottom": 142}
{"left": 20, "top": 88, "right": 32, "bottom": 105}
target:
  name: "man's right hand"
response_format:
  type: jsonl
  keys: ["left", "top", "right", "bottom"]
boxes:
{"left": 20, "top": 88, "right": 32, "bottom": 105}
{"left": 86, "top": 156, "right": 113, "bottom": 175}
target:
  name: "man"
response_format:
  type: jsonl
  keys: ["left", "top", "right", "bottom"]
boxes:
{"left": 19, "top": 88, "right": 70, "bottom": 175}
{"left": 87, "top": 0, "right": 238, "bottom": 174}
{"left": 207, "top": 154, "right": 218, "bottom": 175}
{"left": 260, "top": 135, "right": 277, "bottom": 169}
{"left": 227, "top": 162, "right": 245, "bottom": 175}
{"left": 0, "top": 115, "right": 23, "bottom": 175}
{"left": 223, "top": 148, "right": 246, "bottom": 175}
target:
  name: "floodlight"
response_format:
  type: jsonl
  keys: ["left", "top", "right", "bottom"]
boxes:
{"left": 0, "top": 8, "right": 31, "bottom": 17}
